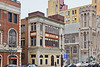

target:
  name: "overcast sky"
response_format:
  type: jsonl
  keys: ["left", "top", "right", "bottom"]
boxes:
{"left": 20, "top": 0, "right": 92, "bottom": 19}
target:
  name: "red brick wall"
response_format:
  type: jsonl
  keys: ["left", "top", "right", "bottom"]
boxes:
{"left": 0, "top": 52, "right": 20, "bottom": 66}
{"left": 0, "top": 9, "right": 20, "bottom": 46}
{"left": 21, "top": 18, "right": 28, "bottom": 65}
{"left": 0, "top": 0, "right": 20, "bottom": 8}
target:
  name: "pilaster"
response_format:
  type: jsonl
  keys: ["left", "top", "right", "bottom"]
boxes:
{"left": 43, "top": 24, "right": 45, "bottom": 47}
{"left": 36, "top": 23, "right": 40, "bottom": 47}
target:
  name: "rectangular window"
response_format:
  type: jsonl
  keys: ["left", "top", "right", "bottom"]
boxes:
{"left": 72, "top": 17, "right": 74, "bottom": 21}
{"left": 66, "top": 12, "right": 67, "bottom": 16}
{"left": 95, "top": 0, "right": 97, "bottom": 3}
{"left": 21, "top": 25, "right": 25, "bottom": 33}
{"left": 40, "top": 59, "right": 42, "bottom": 65}
{"left": 68, "top": 11, "right": 70, "bottom": 15}
{"left": 21, "top": 39, "right": 25, "bottom": 47}
{"left": 66, "top": 18, "right": 67, "bottom": 22}
{"left": 73, "top": 46, "right": 77, "bottom": 53}
{"left": 31, "top": 23, "right": 36, "bottom": 31}
{"left": 65, "top": 39, "right": 69, "bottom": 43}
{"left": 72, "top": 10, "right": 74, "bottom": 14}
{"left": 40, "top": 24, "right": 43, "bottom": 31}
{"left": 66, "top": 47, "right": 70, "bottom": 53}
{"left": 75, "top": 10, "right": 77, "bottom": 14}
{"left": 57, "top": 59, "right": 59, "bottom": 64}
{"left": 14, "top": 14, "right": 17, "bottom": 24}
{"left": 45, "top": 59, "right": 48, "bottom": 64}
{"left": 75, "top": 16, "right": 76, "bottom": 20}
{"left": 56, "top": 8, "right": 58, "bottom": 12}
{"left": 31, "top": 54, "right": 36, "bottom": 58}
{"left": 45, "top": 55, "right": 48, "bottom": 58}
{"left": 68, "top": 18, "right": 70, "bottom": 21}
{"left": 31, "top": 37, "right": 36, "bottom": 46}
{"left": 8, "top": 12, "right": 12, "bottom": 22}
{"left": 40, "top": 39, "right": 42, "bottom": 45}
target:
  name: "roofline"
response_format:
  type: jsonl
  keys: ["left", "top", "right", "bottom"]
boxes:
{"left": 26, "top": 15, "right": 65, "bottom": 25}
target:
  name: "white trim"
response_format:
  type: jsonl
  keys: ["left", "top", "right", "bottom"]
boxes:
{"left": 0, "top": 31, "right": 2, "bottom": 45}
{"left": 65, "top": 42, "right": 79, "bottom": 45}
{"left": 0, "top": 1, "right": 20, "bottom": 14}
{"left": 0, "top": 55, "right": 2, "bottom": 67}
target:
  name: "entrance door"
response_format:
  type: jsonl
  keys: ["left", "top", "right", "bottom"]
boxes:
{"left": 9, "top": 55, "right": 17, "bottom": 65}
{"left": 32, "top": 59, "right": 35, "bottom": 64}
{"left": 51, "top": 55, "right": 54, "bottom": 66}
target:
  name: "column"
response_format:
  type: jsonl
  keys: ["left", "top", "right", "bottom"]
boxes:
{"left": 28, "top": 24, "right": 31, "bottom": 47}
{"left": 43, "top": 24, "right": 45, "bottom": 47}
{"left": 79, "top": 31, "right": 81, "bottom": 62}
{"left": 83, "top": 14, "right": 84, "bottom": 27}
{"left": 36, "top": 50, "right": 40, "bottom": 66}
{"left": 28, "top": 51, "right": 30, "bottom": 63}
{"left": 89, "top": 12, "right": 92, "bottom": 27}
{"left": 59, "top": 28, "right": 62, "bottom": 49}
{"left": 36, "top": 23, "right": 40, "bottom": 47}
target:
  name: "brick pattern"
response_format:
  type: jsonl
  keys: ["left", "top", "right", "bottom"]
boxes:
{"left": 21, "top": 19, "right": 28, "bottom": 65}
{"left": 0, "top": 0, "right": 21, "bottom": 66}
{"left": 0, "top": 0, "right": 20, "bottom": 8}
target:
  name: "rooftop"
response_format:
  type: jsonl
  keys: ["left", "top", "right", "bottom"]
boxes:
{"left": 65, "top": 22, "right": 79, "bottom": 34}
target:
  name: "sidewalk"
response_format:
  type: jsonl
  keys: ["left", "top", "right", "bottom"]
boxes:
{"left": 40, "top": 65, "right": 61, "bottom": 67}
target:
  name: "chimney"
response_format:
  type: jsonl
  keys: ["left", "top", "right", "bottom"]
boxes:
{"left": 48, "top": 14, "right": 64, "bottom": 22}
{"left": 28, "top": 11, "right": 45, "bottom": 17}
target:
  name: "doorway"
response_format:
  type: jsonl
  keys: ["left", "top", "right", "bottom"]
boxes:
{"left": 51, "top": 55, "right": 54, "bottom": 66}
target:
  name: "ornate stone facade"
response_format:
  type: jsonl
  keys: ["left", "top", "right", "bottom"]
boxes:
{"left": 79, "top": 6, "right": 98, "bottom": 62}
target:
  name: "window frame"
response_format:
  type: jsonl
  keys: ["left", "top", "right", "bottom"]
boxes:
{"left": 13, "top": 14, "right": 17, "bottom": 24}
{"left": 8, "top": 12, "right": 12, "bottom": 23}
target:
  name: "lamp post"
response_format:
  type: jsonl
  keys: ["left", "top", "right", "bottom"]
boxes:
{"left": 61, "top": 34, "right": 63, "bottom": 67}
{"left": 60, "top": 34, "right": 65, "bottom": 67}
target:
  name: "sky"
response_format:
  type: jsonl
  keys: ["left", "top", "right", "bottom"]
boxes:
{"left": 20, "top": 0, "right": 92, "bottom": 19}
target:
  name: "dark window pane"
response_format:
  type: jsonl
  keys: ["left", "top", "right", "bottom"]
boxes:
{"left": 40, "top": 55, "right": 43, "bottom": 58}
{"left": 45, "top": 55, "right": 48, "bottom": 58}
{"left": 31, "top": 54, "right": 36, "bottom": 58}
{"left": 14, "top": 14, "right": 17, "bottom": 24}
{"left": 40, "top": 59, "right": 42, "bottom": 65}
{"left": 45, "top": 59, "right": 48, "bottom": 64}
{"left": 8, "top": 12, "right": 12, "bottom": 22}
{"left": 57, "top": 59, "right": 59, "bottom": 64}
{"left": 32, "top": 59, "right": 35, "bottom": 64}
{"left": 40, "top": 39, "right": 42, "bottom": 45}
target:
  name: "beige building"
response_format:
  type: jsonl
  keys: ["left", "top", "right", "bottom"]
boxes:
{"left": 22, "top": 11, "right": 65, "bottom": 66}
{"left": 64, "top": 5, "right": 100, "bottom": 63}
{"left": 48, "top": 0, "right": 99, "bottom": 24}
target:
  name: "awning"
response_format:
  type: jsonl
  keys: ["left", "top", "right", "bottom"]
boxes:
{"left": 9, "top": 57, "right": 17, "bottom": 59}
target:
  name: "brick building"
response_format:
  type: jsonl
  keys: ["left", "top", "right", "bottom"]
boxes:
{"left": 21, "top": 11, "right": 65, "bottom": 66}
{"left": 0, "top": 0, "right": 21, "bottom": 66}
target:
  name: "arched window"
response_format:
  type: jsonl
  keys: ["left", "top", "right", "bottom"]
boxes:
{"left": 84, "top": 13, "right": 87, "bottom": 27}
{"left": 40, "top": 55, "right": 43, "bottom": 58}
{"left": 72, "top": 36, "right": 75, "bottom": 43}
{"left": 9, "top": 29, "right": 17, "bottom": 47}
{"left": 84, "top": 32, "right": 86, "bottom": 48}
{"left": 73, "top": 46, "right": 77, "bottom": 53}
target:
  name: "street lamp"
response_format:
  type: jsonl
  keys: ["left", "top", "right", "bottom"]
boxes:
{"left": 59, "top": 34, "right": 64, "bottom": 67}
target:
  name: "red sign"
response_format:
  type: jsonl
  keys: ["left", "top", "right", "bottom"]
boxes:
{"left": 9, "top": 57, "right": 17, "bottom": 59}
